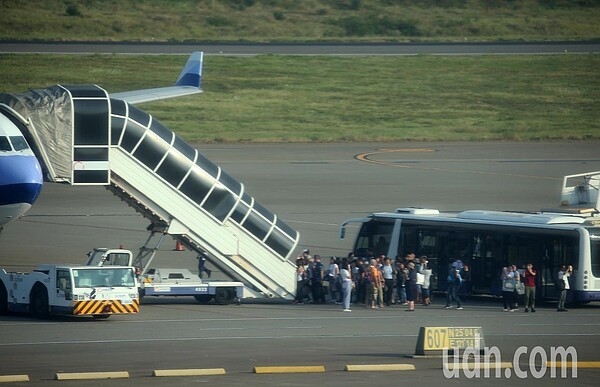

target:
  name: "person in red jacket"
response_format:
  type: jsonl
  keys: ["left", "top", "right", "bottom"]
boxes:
{"left": 523, "top": 263, "right": 537, "bottom": 313}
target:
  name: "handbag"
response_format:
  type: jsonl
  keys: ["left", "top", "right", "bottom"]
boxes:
{"left": 515, "top": 282, "right": 525, "bottom": 295}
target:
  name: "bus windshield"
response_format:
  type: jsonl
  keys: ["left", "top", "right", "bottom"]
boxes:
{"left": 72, "top": 268, "right": 136, "bottom": 288}
{"left": 355, "top": 220, "right": 394, "bottom": 256}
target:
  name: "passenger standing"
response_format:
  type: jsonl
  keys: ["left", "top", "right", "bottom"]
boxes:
{"left": 294, "top": 262, "right": 306, "bottom": 304}
{"left": 355, "top": 258, "right": 366, "bottom": 304}
{"left": 523, "top": 263, "right": 537, "bottom": 312}
{"left": 350, "top": 256, "right": 359, "bottom": 303}
{"left": 340, "top": 258, "right": 352, "bottom": 312}
{"left": 365, "top": 259, "right": 377, "bottom": 309}
{"left": 405, "top": 262, "right": 418, "bottom": 311}
{"left": 311, "top": 255, "right": 325, "bottom": 304}
{"left": 375, "top": 256, "right": 385, "bottom": 308}
{"left": 501, "top": 266, "right": 517, "bottom": 311}
{"left": 557, "top": 265, "right": 572, "bottom": 312}
{"left": 327, "top": 257, "right": 340, "bottom": 303}
{"left": 395, "top": 259, "right": 407, "bottom": 305}
{"left": 445, "top": 269, "right": 463, "bottom": 310}
{"left": 419, "top": 257, "right": 432, "bottom": 306}
{"left": 512, "top": 264, "right": 521, "bottom": 309}
{"left": 382, "top": 258, "right": 394, "bottom": 306}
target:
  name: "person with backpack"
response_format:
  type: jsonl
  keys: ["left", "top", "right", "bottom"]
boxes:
{"left": 501, "top": 266, "right": 517, "bottom": 311}
{"left": 394, "top": 258, "right": 407, "bottom": 306}
{"left": 311, "top": 255, "right": 325, "bottom": 304}
{"left": 365, "top": 259, "right": 380, "bottom": 309}
{"left": 405, "top": 262, "right": 418, "bottom": 311}
{"left": 445, "top": 268, "right": 463, "bottom": 310}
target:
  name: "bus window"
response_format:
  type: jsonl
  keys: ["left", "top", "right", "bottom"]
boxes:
{"left": 354, "top": 220, "right": 393, "bottom": 257}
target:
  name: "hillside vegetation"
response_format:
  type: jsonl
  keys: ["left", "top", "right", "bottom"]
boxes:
{"left": 1, "top": 0, "right": 599, "bottom": 42}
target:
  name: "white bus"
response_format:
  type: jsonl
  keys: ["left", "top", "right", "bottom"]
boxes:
{"left": 340, "top": 172, "right": 600, "bottom": 303}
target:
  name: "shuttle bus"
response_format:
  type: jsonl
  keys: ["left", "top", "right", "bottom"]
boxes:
{"left": 341, "top": 208, "right": 600, "bottom": 302}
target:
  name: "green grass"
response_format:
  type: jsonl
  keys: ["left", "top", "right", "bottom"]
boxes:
{"left": 0, "top": 54, "right": 598, "bottom": 142}
{"left": 1, "top": 0, "right": 599, "bottom": 42}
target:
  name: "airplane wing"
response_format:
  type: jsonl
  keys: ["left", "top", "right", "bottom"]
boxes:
{"left": 111, "top": 51, "right": 203, "bottom": 105}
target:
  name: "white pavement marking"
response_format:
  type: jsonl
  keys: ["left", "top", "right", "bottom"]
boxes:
{"left": 1, "top": 333, "right": 599, "bottom": 347}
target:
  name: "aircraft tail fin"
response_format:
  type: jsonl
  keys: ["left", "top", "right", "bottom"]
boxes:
{"left": 111, "top": 51, "right": 203, "bottom": 105}
{"left": 175, "top": 51, "right": 203, "bottom": 88}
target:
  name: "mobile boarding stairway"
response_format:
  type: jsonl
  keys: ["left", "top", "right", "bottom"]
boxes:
{"left": 0, "top": 52, "right": 299, "bottom": 299}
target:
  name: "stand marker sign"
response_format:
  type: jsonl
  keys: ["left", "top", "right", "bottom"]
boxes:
{"left": 415, "top": 327, "right": 485, "bottom": 356}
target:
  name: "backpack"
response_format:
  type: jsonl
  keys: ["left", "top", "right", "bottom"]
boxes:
{"left": 364, "top": 267, "right": 373, "bottom": 285}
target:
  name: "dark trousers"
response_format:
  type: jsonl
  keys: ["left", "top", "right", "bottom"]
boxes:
{"left": 311, "top": 281, "right": 325, "bottom": 303}
{"left": 502, "top": 290, "right": 516, "bottom": 309}
{"left": 384, "top": 279, "right": 394, "bottom": 305}
{"left": 356, "top": 282, "right": 366, "bottom": 304}
{"left": 295, "top": 281, "right": 304, "bottom": 302}
{"left": 446, "top": 285, "right": 462, "bottom": 307}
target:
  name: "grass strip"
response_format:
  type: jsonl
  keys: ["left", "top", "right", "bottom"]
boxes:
{"left": 0, "top": 53, "right": 598, "bottom": 142}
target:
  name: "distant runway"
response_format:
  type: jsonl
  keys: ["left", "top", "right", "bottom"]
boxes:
{"left": 1, "top": 41, "right": 599, "bottom": 55}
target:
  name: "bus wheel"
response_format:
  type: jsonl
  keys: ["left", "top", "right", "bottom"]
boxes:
{"left": 0, "top": 284, "right": 8, "bottom": 315}
{"left": 194, "top": 294, "right": 212, "bottom": 304}
{"left": 214, "top": 288, "right": 234, "bottom": 305}
{"left": 30, "top": 286, "right": 49, "bottom": 319}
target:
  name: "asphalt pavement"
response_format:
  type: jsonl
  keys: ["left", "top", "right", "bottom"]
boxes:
{"left": 1, "top": 141, "right": 599, "bottom": 386}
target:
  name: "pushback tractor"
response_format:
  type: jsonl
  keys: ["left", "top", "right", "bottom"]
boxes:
{"left": 0, "top": 264, "right": 139, "bottom": 318}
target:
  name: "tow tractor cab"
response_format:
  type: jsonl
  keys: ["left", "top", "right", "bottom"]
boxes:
{"left": 86, "top": 247, "right": 243, "bottom": 305}
{"left": 86, "top": 248, "right": 134, "bottom": 267}
{"left": 0, "top": 264, "right": 139, "bottom": 318}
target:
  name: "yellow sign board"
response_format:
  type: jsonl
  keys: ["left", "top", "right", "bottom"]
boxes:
{"left": 415, "top": 327, "right": 484, "bottom": 356}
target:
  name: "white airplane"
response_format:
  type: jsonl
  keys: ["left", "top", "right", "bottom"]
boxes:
{"left": 0, "top": 52, "right": 203, "bottom": 230}
{"left": 0, "top": 112, "right": 43, "bottom": 228}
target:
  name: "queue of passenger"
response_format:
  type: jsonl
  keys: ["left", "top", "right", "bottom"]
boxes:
{"left": 294, "top": 250, "right": 446, "bottom": 312}
{"left": 294, "top": 249, "right": 574, "bottom": 313}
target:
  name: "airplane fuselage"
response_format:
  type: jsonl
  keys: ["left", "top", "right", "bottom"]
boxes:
{"left": 0, "top": 111, "right": 43, "bottom": 228}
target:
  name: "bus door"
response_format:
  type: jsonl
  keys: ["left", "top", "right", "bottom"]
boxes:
{"left": 470, "top": 233, "right": 505, "bottom": 296}
{"left": 539, "top": 236, "right": 579, "bottom": 299}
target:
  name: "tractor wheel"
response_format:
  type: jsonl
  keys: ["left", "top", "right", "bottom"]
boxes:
{"left": 30, "top": 285, "right": 50, "bottom": 319}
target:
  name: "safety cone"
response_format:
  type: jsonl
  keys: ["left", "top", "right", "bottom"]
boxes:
{"left": 174, "top": 240, "right": 184, "bottom": 251}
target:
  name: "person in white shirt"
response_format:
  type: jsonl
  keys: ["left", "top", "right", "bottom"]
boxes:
{"left": 327, "top": 257, "right": 340, "bottom": 303}
{"left": 419, "top": 257, "right": 432, "bottom": 306}
{"left": 340, "top": 258, "right": 353, "bottom": 312}
{"left": 382, "top": 258, "right": 394, "bottom": 306}
{"left": 557, "top": 265, "right": 572, "bottom": 312}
